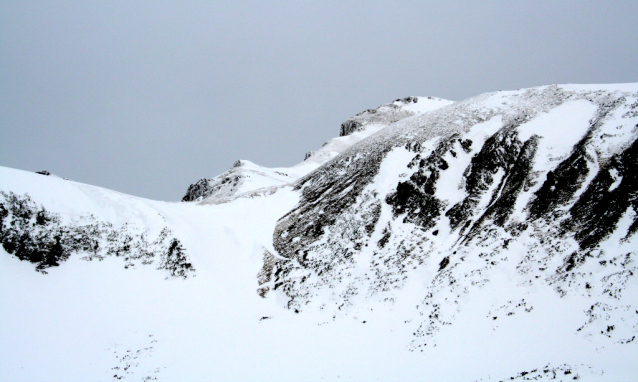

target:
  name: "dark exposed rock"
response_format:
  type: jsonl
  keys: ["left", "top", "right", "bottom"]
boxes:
{"left": 377, "top": 224, "right": 391, "bottom": 248}
{"left": 446, "top": 127, "right": 527, "bottom": 232}
{"left": 438, "top": 256, "right": 450, "bottom": 271}
{"left": 162, "top": 238, "right": 193, "bottom": 279}
{"left": 257, "top": 250, "right": 276, "bottom": 298}
{"left": 460, "top": 139, "right": 473, "bottom": 153}
{"left": 181, "top": 172, "right": 245, "bottom": 202}
{"left": 340, "top": 120, "right": 362, "bottom": 137}
{"left": 387, "top": 137, "right": 459, "bottom": 229}
{"left": 264, "top": 86, "right": 638, "bottom": 353}
{"left": 497, "top": 364, "right": 589, "bottom": 381}
{"left": 528, "top": 96, "right": 627, "bottom": 222}
{"left": 182, "top": 178, "right": 214, "bottom": 202}
{"left": 563, "top": 139, "right": 638, "bottom": 249}
{"left": 561, "top": 251, "right": 591, "bottom": 273}
{"left": 274, "top": 152, "right": 385, "bottom": 260}
{"left": 527, "top": 137, "right": 592, "bottom": 221}
{"left": 0, "top": 191, "right": 194, "bottom": 277}
{"left": 461, "top": 134, "right": 539, "bottom": 242}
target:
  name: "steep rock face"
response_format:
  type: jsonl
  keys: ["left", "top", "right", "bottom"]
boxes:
{"left": 264, "top": 84, "right": 638, "bottom": 351}
{"left": 564, "top": 138, "right": 638, "bottom": 248}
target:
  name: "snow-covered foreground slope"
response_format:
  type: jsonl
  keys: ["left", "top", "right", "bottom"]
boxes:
{"left": 0, "top": 167, "right": 306, "bottom": 381}
{"left": 1, "top": 85, "right": 638, "bottom": 381}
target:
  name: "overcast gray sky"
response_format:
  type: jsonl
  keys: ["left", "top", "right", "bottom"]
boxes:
{"left": 1, "top": 1, "right": 637, "bottom": 201}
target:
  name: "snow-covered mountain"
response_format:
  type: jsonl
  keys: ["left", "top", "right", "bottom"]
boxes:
{"left": 1, "top": 84, "right": 637, "bottom": 381}
{"left": 181, "top": 96, "right": 453, "bottom": 203}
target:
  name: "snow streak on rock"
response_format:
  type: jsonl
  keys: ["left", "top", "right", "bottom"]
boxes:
{"left": 265, "top": 85, "right": 638, "bottom": 353}
{"left": 2, "top": 83, "right": 638, "bottom": 381}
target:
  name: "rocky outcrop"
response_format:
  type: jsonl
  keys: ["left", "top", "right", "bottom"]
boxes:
{"left": 182, "top": 178, "right": 215, "bottom": 202}
{"left": 183, "top": 97, "right": 453, "bottom": 202}
{"left": 262, "top": 85, "right": 638, "bottom": 351}
{"left": 0, "top": 191, "right": 194, "bottom": 278}
{"left": 181, "top": 160, "right": 294, "bottom": 203}
{"left": 339, "top": 97, "right": 422, "bottom": 136}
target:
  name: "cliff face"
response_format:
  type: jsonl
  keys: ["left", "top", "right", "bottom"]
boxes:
{"left": 266, "top": 84, "right": 638, "bottom": 352}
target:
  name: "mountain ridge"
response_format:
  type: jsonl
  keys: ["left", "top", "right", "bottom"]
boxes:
{"left": 1, "top": 83, "right": 637, "bottom": 381}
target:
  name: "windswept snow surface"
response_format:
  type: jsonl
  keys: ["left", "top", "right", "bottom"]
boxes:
{"left": 2, "top": 85, "right": 638, "bottom": 381}
{"left": 182, "top": 96, "right": 453, "bottom": 203}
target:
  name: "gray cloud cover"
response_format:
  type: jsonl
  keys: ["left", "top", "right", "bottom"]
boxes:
{"left": 1, "top": 1, "right": 636, "bottom": 200}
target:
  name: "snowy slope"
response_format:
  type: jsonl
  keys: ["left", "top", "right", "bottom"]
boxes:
{"left": 1, "top": 84, "right": 638, "bottom": 381}
{"left": 182, "top": 96, "right": 453, "bottom": 203}
{"left": 269, "top": 83, "right": 638, "bottom": 380}
{"left": 0, "top": 167, "right": 303, "bottom": 381}
{"left": 181, "top": 159, "right": 297, "bottom": 202}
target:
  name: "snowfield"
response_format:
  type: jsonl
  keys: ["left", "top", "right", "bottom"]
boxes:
{"left": 1, "top": 84, "right": 637, "bottom": 381}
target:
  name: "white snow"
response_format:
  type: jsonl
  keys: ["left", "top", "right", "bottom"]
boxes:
{"left": 1, "top": 84, "right": 638, "bottom": 381}
{"left": 518, "top": 99, "right": 597, "bottom": 172}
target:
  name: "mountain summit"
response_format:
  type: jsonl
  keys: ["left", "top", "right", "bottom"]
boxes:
{"left": 1, "top": 84, "right": 637, "bottom": 381}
